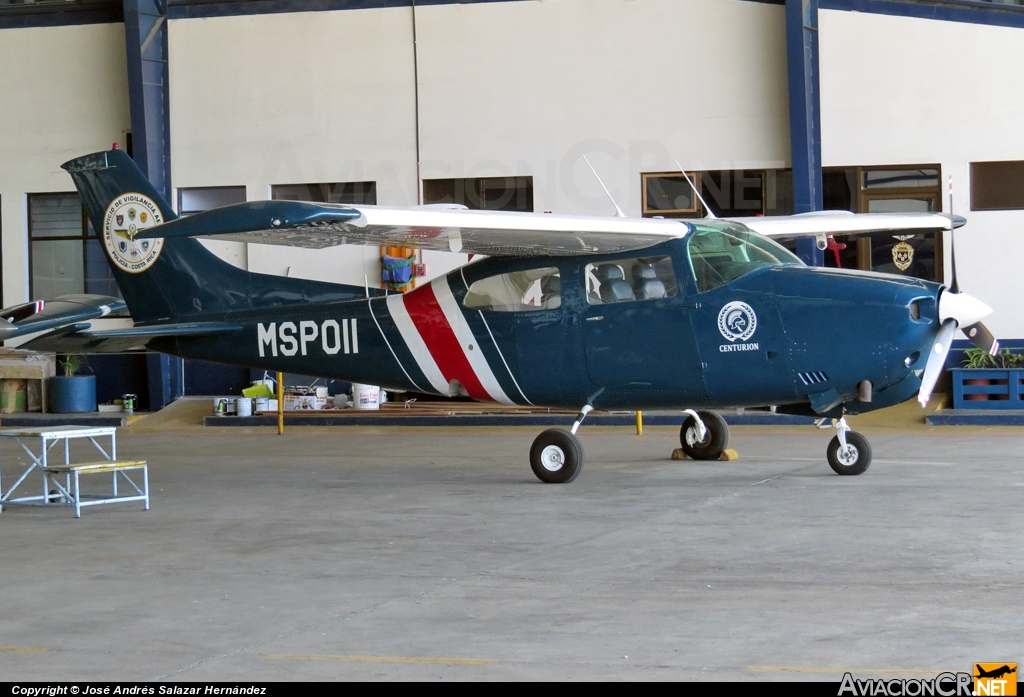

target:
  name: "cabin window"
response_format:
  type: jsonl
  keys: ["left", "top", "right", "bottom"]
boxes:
{"left": 585, "top": 256, "right": 677, "bottom": 305}
{"left": 688, "top": 224, "right": 801, "bottom": 293}
{"left": 462, "top": 267, "right": 560, "bottom": 312}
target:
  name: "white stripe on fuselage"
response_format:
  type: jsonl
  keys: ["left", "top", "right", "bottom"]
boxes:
{"left": 386, "top": 293, "right": 449, "bottom": 394}
{"left": 429, "top": 277, "right": 514, "bottom": 405}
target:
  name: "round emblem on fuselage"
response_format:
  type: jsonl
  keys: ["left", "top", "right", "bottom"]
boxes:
{"left": 717, "top": 301, "right": 757, "bottom": 342}
{"left": 101, "top": 193, "right": 164, "bottom": 274}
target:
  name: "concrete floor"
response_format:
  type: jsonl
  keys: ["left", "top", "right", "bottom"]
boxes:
{"left": 0, "top": 419, "right": 1021, "bottom": 681}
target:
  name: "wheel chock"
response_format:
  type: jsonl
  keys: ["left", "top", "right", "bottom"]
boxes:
{"left": 671, "top": 448, "right": 738, "bottom": 461}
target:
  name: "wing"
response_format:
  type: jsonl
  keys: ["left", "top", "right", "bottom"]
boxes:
{"left": 726, "top": 211, "right": 964, "bottom": 240}
{"left": 137, "top": 200, "right": 965, "bottom": 257}
{"left": 137, "top": 200, "right": 691, "bottom": 256}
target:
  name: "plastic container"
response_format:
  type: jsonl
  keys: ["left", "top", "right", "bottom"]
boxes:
{"left": 236, "top": 397, "right": 253, "bottom": 417}
{"left": 352, "top": 384, "right": 381, "bottom": 410}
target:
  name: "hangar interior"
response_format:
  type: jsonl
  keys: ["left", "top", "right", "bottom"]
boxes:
{"left": 1, "top": 0, "right": 1023, "bottom": 410}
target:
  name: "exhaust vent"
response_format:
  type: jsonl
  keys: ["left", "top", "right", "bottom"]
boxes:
{"left": 798, "top": 371, "right": 829, "bottom": 386}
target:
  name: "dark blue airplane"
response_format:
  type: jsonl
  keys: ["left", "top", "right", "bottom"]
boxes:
{"left": 2, "top": 149, "right": 998, "bottom": 483}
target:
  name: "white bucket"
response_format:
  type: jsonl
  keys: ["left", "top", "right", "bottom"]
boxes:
{"left": 225, "top": 398, "right": 237, "bottom": 416}
{"left": 254, "top": 397, "right": 269, "bottom": 412}
{"left": 236, "top": 397, "right": 253, "bottom": 417}
{"left": 213, "top": 398, "right": 226, "bottom": 416}
{"left": 352, "top": 384, "right": 381, "bottom": 410}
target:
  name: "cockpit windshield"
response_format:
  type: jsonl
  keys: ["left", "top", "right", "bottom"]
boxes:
{"left": 687, "top": 223, "right": 802, "bottom": 292}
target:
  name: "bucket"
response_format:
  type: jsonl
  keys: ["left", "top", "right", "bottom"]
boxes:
{"left": 254, "top": 397, "right": 269, "bottom": 412}
{"left": 236, "top": 397, "right": 253, "bottom": 417}
{"left": 225, "top": 397, "right": 237, "bottom": 416}
{"left": 352, "top": 383, "right": 381, "bottom": 410}
{"left": 213, "top": 398, "right": 226, "bottom": 416}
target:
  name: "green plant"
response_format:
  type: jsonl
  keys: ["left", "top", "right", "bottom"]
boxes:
{"left": 962, "top": 348, "right": 1024, "bottom": 370}
{"left": 58, "top": 354, "right": 86, "bottom": 378}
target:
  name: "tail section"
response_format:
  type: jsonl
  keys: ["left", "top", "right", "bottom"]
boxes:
{"left": 62, "top": 149, "right": 377, "bottom": 323}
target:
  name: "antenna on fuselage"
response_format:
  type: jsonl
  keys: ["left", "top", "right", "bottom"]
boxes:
{"left": 582, "top": 155, "right": 626, "bottom": 218}
{"left": 674, "top": 159, "right": 716, "bottom": 219}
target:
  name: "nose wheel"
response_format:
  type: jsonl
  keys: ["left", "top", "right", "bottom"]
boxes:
{"left": 823, "top": 417, "right": 871, "bottom": 475}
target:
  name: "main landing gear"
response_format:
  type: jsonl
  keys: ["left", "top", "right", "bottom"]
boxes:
{"left": 818, "top": 417, "right": 872, "bottom": 476}
{"left": 528, "top": 406, "right": 734, "bottom": 483}
{"left": 529, "top": 405, "right": 591, "bottom": 483}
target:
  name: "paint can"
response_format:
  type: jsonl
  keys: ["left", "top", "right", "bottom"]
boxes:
{"left": 121, "top": 393, "right": 136, "bottom": 414}
{"left": 225, "top": 398, "right": 237, "bottom": 416}
{"left": 254, "top": 397, "right": 269, "bottom": 412}
{"left": 213, "top": 398, "right": 226, "bottom": 416}
{"left": 236, "top": 397, "right": 253, "bottom": 417}
{"left": 352, "top": 384, "right": 380, "bottom": 410}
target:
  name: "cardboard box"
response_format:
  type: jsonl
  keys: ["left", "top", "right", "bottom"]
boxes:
{"left": 283, "top": 387, "right": 328, "bottom": 410}
{"left": 1, "top": 379, "right": 27, "bottom": 414}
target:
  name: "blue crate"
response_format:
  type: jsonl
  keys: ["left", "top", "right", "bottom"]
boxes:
{"left": 951, "top": 368, "right": 1024, "bottom": 409}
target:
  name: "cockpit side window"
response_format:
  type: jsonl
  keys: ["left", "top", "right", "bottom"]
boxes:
{"left": 462, "top": 267, "right": 561, "bottom": 312}
{"left": 585, "top": 256, "right": 677, "bottom": 305}
{"left": 687, "top": 224, "right": 802, "bottom": 292}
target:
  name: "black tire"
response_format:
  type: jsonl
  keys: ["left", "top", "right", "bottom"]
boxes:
{"left": 827, "top": 431, "right": 872, "bottom": 475}
{"left": 530, "top": 428, "right": 584, "bottom": 483}
{"left": 680, "top": 410, "right": 729, "bottom": 460}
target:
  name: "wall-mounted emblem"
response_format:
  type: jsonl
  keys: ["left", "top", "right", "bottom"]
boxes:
{"left": 718, "top": 301, "right": 757, "bottom": 342}
{"left": 102, "top": 193, "right": 165, "bottom": 274}
{"left": 892, "top": 241, "right": 914, "bottom": 272}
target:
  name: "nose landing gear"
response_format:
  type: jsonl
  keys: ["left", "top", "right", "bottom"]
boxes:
{"left": 820, "top": 417, "right": 872, "bottom": 475}
{"left": 679, "top": 409, "right": 730, "bottom": 460}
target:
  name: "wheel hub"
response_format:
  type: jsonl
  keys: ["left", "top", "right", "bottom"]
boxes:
{"left": 685, "top": 427, "right": 708, "bottom": 447}
{"left": 540, "top": 444, "right": 565, "bottom": 471}
{"left": 836, "top": 444, "right": 859, "bottom": 466}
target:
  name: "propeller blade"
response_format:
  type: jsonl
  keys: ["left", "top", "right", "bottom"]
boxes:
{"left": 918, "top": 319, "right": 957, "bottom": 407}
{"left": 963, "top": 321, "right": 999, "bottom": 356}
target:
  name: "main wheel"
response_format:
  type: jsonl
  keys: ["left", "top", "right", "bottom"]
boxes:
{"left": 530, "top": 428, "right": 584, "bottom": 483}
{"left": 680, "top": 410, "right": 729, "bottom": 460}
{"left": 827, "top": 431, "right": 871, "bottom": 475}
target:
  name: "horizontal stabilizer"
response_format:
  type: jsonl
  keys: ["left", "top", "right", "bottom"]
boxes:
{"left": 0, "top": 295, "right": 126, "bottom": 341}
{"left": 20, "top": 321, "right": 242, "bottom": 354}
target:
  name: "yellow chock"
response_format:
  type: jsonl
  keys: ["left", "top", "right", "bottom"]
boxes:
{"left": 719, "top": 449, "right": 739, "bottom": 461}
{"left": 671, "top": 448, "right": 688, "bottom": 460}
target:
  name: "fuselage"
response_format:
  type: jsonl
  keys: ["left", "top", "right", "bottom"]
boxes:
{"left": 157, "top": 231, "right": 943, "bottom": 418}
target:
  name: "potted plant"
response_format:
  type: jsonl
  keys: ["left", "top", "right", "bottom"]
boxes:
{"left": 952, "top": 348, "right": 1024, "bottom": 408}
{"left": 49, "top": 354, "right": 97, "bottom": 413}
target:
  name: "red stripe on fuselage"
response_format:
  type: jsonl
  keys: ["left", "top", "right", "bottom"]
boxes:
{"left": 402, "top": 283, "right": 490, "bottom": 400}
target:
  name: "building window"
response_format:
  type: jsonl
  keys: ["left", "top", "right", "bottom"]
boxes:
{"left": 641, "top": 170, "right": 794, "bottom": 218}
{"left": 971, "top": 161, "right": 1024, "bottom": 211}
{"left": 423, "top": 176, "right": 533, "bottom": 212}
{"left": 178, "top": 186, "right": 246, "bottom": 216}
{"left": 271, "top": 182, "right": 376, "bottom": 205}
{"left": 28, "top": 193, "right": 118, "bottom": 300}
{"left": 815, "top": 165, "right": 943, "bottom": 282}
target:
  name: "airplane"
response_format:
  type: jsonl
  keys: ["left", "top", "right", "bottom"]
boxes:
{"left": 2, "top": 148, "right": 999, "bottom": 484}
{"left": 976, "top": 666, "right": 1016, "bottom": 680}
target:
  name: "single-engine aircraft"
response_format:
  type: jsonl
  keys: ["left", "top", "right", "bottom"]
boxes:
{"left": 4, "top": 149, "right": 999, "bottom": 483}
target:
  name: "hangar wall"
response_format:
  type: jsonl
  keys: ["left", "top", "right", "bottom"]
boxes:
{"left": 819, "top": 8, "right": 1024, "bottom": 339}
{"left": 166, "top": 0, "right": 789, "bottom": 285}
{"left": 0, "top": 22, "right": 130, "bottom": 306}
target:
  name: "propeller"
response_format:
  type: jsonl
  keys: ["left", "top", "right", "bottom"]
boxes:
{"left": 917, "top": 177, "right": 999, "bottom": 407}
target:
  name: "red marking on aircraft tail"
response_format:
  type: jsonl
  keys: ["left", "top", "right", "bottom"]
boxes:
{"left": 402, "top": 284, "right": 490, "bottom": 400}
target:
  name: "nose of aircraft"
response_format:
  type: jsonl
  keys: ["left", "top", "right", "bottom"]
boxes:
{"left": 917, "top": 288, "right": 999, "bottom": 407}
{"left": 938, "top": 289, "right": 993, "bottom": 328}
